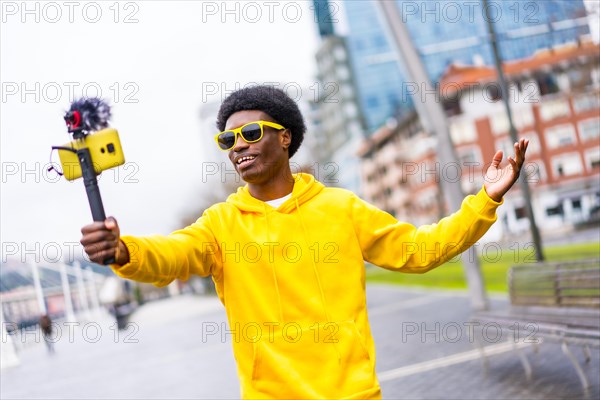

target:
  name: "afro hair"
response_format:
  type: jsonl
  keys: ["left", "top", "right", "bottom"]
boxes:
{"left": 216, "top": 85, "right": 306, "bottom": 158}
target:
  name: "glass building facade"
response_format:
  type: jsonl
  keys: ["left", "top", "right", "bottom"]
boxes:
{"left": 343, "top": 0, "right": 590, "bottom": 131}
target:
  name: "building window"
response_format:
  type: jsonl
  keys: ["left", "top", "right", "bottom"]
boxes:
{"left": 486, "top": 84, "right": 502, "bottom": 101}
{"left": 515, "top": 206, "right": 527, "bottom": 219}
{"left": 536, "top": 73, "right": 559, "bottom": 96}
{"left": 525, "top": 161, "right": 546, "bottom": 185}
{"left": 521, "top": 79, "right": 540, "bottom": 101}
{"left": 546, "top": 204, "right": 564, "bottom": 217}
{"left": 337, "top": 65, "right": 350, "bottom": 80}
{"left": 514, "top": 107, "right": 534, "bottom": 129}
{"left": 495, "top": 138, "right": 513, "bottom": 157}
{"left": 450, "top": 118, "right": 476, "bottom": 144}
{"left": 573, "top": 93, "right": 600, "bottom": 113}
{"left": 545, "top": 124, "right": 577, "bottom": 149}
{"left": 342, "top": 103, "right": 356, "bottom": 119}
{"left": 524, "top": 132, "right": 540, "bottom": 155}
{"left": 333, "top": 46, "right": 346, "bottom": 62}
{"left": 443, "top": 97, "right": 462, "bottom": 116}
{"left": 584, "top": 147, "right": 600, "bottom": 171}
{"left": 556, "top": 73, "right": 570, "bottom": 92}
{"left": 319, "top": 55, "right": 333, "bottom": 72}
{"left": 338, "top": 83, "right": 353, "bottom": 100}
{"left": 489, "top": 107, "right": 534, "bottom": 133}
{"left": 490, "top": 112, "right": 509, "bottom": 135}
{"left": 578, "top": 118, "right": 600, "bottom": 142}
{"left": 551, "top": 153, "right": 583, "bottom": 178}
{"left": 592, "top": 67, "right": 600, "bottom": 88}
{"left": 539, "top": 98, "right": 570, "bottom": 121}
{"left": 458, "top": 147, "right": 481, "bottom": 164}
{"left": 567, "top": 68, "right": 592, "bottom": 91}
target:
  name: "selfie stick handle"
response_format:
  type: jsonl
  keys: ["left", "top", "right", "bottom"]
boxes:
{"left": 77, "top": 147, "right": 115, "bottom": 265}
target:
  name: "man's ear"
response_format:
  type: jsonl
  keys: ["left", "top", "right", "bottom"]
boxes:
{"left": 280, "top": 129, "right": 292, "bottom": 150}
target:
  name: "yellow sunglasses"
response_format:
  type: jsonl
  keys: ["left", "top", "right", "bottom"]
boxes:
{"left": 214, "top": 120, "right": 286, "bottom": 151}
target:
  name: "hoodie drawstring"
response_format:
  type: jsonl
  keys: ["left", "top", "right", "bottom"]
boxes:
{"left": 264, "top": 204, "right": 285, "bottom": 323}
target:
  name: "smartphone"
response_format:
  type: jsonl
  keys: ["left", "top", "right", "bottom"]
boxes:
{"left": 57, "top": 128, "right": 126, "bottom": 181}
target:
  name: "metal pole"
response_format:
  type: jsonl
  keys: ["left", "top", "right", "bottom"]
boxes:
{"left": 376, "top": 2, "right": 488, "bottom": 310}
{"left": 60, "top": 263, "right": 76, "bottom": 322}
{"left": 85, "top": 267, "right": 102, "bottom": 316}
{"left": 30, "top": 262, "right": 47, "bottom": 315}
{"left": 0, "top": 306, "right": 20, "bottom": 369}
{"left": 482, "top": 0, "right": 544, "bottom": 261}
{"left": 75, "top": 262, "right": 91, "bottom": 320}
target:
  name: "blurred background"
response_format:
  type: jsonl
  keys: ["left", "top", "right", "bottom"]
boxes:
{"left": 1, "top": 1, "right": 599, "bottom": 399}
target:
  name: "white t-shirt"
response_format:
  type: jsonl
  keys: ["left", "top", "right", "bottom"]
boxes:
{"left": 264, "top": 193, "right": 292, "bottom": 208}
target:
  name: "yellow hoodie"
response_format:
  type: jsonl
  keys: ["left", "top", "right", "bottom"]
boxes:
{"left": 113, "top": 173, "right": 501, "bottom": 399}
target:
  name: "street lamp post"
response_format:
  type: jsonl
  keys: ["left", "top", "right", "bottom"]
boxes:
{"left": 482, "top": 0, "right": 545, "bottom": 261}
{"left": 376, "top": 2, "right": 489, "bottom": 310}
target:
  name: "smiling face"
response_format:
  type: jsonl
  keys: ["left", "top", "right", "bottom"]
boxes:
{"left": 225, "top": 110, "right": 291, "bottom": 185}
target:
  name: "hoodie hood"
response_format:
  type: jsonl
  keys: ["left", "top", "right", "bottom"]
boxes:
{"left": 226, "top": 172, "right": 324, "bottom": 213}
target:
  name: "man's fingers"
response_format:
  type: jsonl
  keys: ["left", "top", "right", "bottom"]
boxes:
{"left": 514, "top": 142, "right": 523, "bottom": 165}
{"left": 491, "top": 150, "right": 503, "bottom": 168}
{"left": 81, "top": 221, "right": 108, "bottom": 235}
{"left": 84, "top": 240, "right": 118, "bottom": 260}
{"left": 80, "top": 217, "right": 120, "bottom": 265}
{"left": 80, "top": 229, "right": 117, "bottom": 246}
{"left": 105, "top": 217, "right": 118, "bottom": 230}
{"left": 519, "top": 138, "right": 528, "bottom": 154}
{"left": 83, "top": 236, "right": 118, "bottom": 251}
{"left": 508, "top": 157, "right": 518, "bottom": 176}
{"left": 521, "top": 139, "right": 529, "bottom": 161}
{"left": 88, "top": 246, "right": 117, "bottom": 264}
{"left": 514, "top": 139, "right": 528, "bottom": 167}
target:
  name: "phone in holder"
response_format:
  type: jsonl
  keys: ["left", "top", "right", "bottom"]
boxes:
{"left": 57, "top": 128, "right": 125, "bottom": 181}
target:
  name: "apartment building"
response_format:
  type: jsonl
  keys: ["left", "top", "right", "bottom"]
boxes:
{"left": 359, "top": 39, "right": 600, "bottom": 237}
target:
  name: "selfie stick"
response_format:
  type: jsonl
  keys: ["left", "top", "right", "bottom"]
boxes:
{"left": 63, "top": 98, "right": 114, "bottom": 265}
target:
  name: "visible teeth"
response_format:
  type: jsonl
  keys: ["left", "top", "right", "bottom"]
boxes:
{"left": 237, "top": 156, "right": 255, "bottom": 165}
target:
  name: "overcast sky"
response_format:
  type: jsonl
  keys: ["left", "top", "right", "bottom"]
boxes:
{"left": 1, "top": 1, "right": 331, "bottom": 263}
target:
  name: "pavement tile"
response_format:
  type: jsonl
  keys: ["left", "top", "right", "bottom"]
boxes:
{"left": 1, "top": 286, "right": 598, "bottom": 399}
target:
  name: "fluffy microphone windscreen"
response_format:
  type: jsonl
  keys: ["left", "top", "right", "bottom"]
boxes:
{"left": 67, "top": 98, "right": 112, "bottom": 132}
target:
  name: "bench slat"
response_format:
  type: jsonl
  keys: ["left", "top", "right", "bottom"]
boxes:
{"left": 472, "top": 259, "right": 600, "bottom": 349}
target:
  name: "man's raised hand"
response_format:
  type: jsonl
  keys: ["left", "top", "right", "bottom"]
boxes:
{"left": 483, "top": 138, "right": 529, "bottom": 202}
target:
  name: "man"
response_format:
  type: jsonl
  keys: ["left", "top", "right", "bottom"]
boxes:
{"left": 39, "top": 314, "right": 55, "bottom": 354}
{"left": 81, "top": 85, "right": 528, "bottom": 399}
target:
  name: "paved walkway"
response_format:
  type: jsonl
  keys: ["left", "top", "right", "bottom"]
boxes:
{"left": 2, "top": 286, "right": 598, "bottom": 399}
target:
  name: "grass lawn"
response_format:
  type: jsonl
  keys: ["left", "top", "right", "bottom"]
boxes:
{"left": 365, "top": 242, "right": 600, "bottom": 293}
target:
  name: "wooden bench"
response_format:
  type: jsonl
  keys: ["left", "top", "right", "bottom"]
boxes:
{"left": 471, "top": 258, "right": 600, "bottom": 389}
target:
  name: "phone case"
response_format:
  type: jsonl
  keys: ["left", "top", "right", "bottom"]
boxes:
{"left": 57, "top": 128, "right": 126, "bottom": 181}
